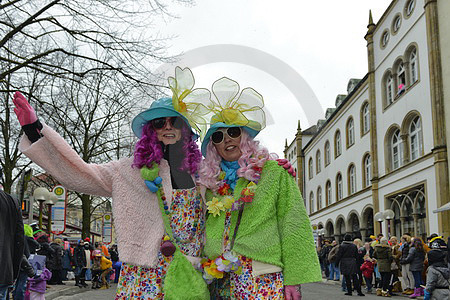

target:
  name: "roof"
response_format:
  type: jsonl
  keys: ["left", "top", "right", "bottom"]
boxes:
{"left": 303, "top": 73, "right": 369, "bottom": 151}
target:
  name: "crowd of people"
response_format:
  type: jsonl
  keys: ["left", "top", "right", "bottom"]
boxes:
{"left": 317, "top": 233, "right": 449, "bottom": 299}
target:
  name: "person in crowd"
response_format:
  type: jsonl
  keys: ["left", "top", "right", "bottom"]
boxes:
{"left": 328, "top": 240, "right": 341, "bottom": 281}
{"left": 47, "top": 238, "right": 64, "bottom": 285}
{"left": 363, "top": 240, "right": 374, "bottom": 258}
{"left": 28, "top": 268, "right": 52, "bottom": 300}
{"left": 12, "top": 225, "right": 37, "bottom": 300}
{"left": 400, "top": 234, "right": 414, "bottom": 295}
{"left": 109, "top": 245, "right": 121, "bottom": 284}
{"left": 73, "top": 240, "right": 89, "bottom": 288}
{"left": 61, "top": 238, "right": 72, "bottom": 281}
{"left": 401, "top": 237, "right": 426, "bottom": 298}
{"left": 360, "top": 255, "right": 375, "bottom": 294}
{"left": 91, "top": 250, "right": 112, "bottom": 290}
{"left": 335, "top": 234, "right": 365, "bottom": 296}
{"left": 320, "top": 239, "right": 332, "bottom": 279}
{"left": 423, "top": 239, "right": 449, "bottom": 300}
{"left": 198, "top": 75, "right": 320, "bottom": 300}
{"left": 354, "top": 238, "right": 365, "bottom": 288}
{"left": 389, "top": 236, "right": 402, "bottom": 294}
{"left": 373, "top": 237, "right": 392, "bottom": 297}
{"left": 13, "top": 67, "right": 212, "bottom": 299}
{"left": 0, "top": 190, "right": 24, "bottom": 300}
{"left": 35, "top": 233, "right": 55, "bottom": 269}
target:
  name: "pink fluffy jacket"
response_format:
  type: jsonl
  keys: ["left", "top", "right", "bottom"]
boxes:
{"left": 19, "top": 124, "right": 177, "bottom": 268}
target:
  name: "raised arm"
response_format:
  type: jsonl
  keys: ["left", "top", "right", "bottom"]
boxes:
{"left": 13, "top": 92, "right": 115, "bottom": 197}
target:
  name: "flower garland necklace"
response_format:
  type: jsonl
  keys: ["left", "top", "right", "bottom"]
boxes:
{"left": 200, "top": 163, "right": 260, "bottom": 282}
{"left": 205, "top": 163, "right": 259, "bottom": 217}
{"left": 141, "top": 163, "right": 201, "bottom": 255}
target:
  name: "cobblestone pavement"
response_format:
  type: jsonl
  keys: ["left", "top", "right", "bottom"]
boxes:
{"left": 53, "top": 280, "right": 418, "bottom": 299}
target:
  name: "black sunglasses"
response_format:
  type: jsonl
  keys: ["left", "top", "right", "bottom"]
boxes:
{"left": 151, "top": 117, "right": 184, "bottom": 130}
{"left": 211, "top": 127, "right": 242, "bottom": 144}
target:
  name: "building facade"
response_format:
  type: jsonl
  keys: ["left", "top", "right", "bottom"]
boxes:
{"left": 285, "top": 0, "right": 450, "bottom": 242}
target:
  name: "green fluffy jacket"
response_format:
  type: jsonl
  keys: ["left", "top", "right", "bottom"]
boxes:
{"left": 203, "top": 160, "right": 322, "bottom": 285}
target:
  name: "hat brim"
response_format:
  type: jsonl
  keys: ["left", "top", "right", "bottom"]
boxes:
{"left": 201, "top": 122, "right": 259, "bottom": 157}
{"left": 131, "top": 107, "right": 198, "bottom": 140}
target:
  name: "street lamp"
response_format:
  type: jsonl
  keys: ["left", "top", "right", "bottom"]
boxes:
{"left": 33, "top": 187, "right": 50, "bottom": 230}
{"left": 383, "top": 209, "right": 395, "bottom": 238}
{"left": 374, "top": 211, "right": 385, "bottom": 234}
{"left": 45, "top": 193, "right": 58, "bottom": 235}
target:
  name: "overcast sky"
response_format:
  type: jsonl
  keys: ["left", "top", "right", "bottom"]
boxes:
{"left": 157, "top": 0, "right": 392, "bottom": 156}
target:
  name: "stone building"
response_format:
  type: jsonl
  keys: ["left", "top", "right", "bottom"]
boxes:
{"left": 284, "top": 0, "right": 449, "bottom": 242}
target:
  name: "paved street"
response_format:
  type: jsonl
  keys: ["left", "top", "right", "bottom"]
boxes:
{"left": 53, "top": 281, "right": 414, "bottom": 299}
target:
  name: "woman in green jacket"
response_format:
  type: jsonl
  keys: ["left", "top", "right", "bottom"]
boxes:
{"left": 198, "top": 76, "right": 321, "bottom": 299}
{"left": 373, "top": 237, "right": 393, "bottom": 297}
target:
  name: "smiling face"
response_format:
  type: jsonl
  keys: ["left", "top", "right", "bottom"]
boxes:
{"left": 153, "top": 117, "right": 182, "bottom": 145}
{"left": 213, "top": 127, "right": 242, "bottom": 162}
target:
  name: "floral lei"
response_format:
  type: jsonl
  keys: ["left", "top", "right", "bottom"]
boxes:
{"left": 201, "top": 168, "right": 259, "bottom": 281}
{"left": 205, "top": 171, "right": 258, "bottom": 217}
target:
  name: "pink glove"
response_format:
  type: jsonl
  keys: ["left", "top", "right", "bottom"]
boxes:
{"left": 276, "top": 159, "right": 296, "bottom": 177}
{"left": 285, "top": 285, "right": 302, "bottom": 300}
{"left": 13, "top": 91, "right": 37, "bottom": 126}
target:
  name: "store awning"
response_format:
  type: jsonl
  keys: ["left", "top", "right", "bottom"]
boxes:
{"left": 433, "top": 202, "right": 450, "bottom": 213}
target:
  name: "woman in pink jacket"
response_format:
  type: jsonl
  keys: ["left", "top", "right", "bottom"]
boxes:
{"left": 13, "top": 67, "right": 211, "bottom": 299}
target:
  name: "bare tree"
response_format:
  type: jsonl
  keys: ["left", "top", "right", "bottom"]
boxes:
{"left": 0, "top": 0, "right": 189, "bottom": 88}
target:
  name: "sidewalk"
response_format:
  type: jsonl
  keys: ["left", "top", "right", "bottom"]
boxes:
{"left": 44, "top": 281, "right": 87, "bottom": 300}
{"left": 320, "top": 278, "right": 424, "bottom": 299}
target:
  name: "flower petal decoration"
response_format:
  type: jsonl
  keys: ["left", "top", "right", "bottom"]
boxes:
{"left": 168, "top": 67, "right": 211, "bottom": 139}
{"left": 207, "top": 77, "right": 266, "bottom": 132}
{"left": 206, "top": 197, "right": 225, "bottom": 217}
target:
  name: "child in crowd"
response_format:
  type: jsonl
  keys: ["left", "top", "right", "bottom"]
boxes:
{"left": 27, "top": 268, "right": 51, "bottom": 300}
{"left": 91, "top": 250, "right": 112, "bottom": 289}
{"left": 423, "top": 248, "right": 449, "bottom": 300}
{"left": 360, "top": 255, "right": 375, "bottom": 293}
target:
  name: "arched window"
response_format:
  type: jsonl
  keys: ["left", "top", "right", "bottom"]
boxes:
{"left": 324, "top": 141, "right": 331, "bottom": 166}
{"left": 348, "top": 164, "right": 356, "bottom": 195}
{"left": 387, "top": 74, "right": 394, "bottom": 105}
{"left": 308, "top": 158, "right": 314, "bottom": 179}
{"left": 317, "top": 187, "right": 323, "bottom": 210}
{"left": 362, "top": 102, "right": 370, "bottom": 134}
{"left": 336, "top": 173, "right": 343, "bottom": 201}
{"left": 309, "top": 192, "right": 315, "bottom": 214}
{"left": 410, "top": 116, "right": 423, "bottom": 161}
{"left": 294, "top": 147, "right": 297, "bottom": 155}
{"left": 397, "top": 62, "right": 406, "bottom": 95}
{"left": 316, "top": 150, "right": 321, "bottom": 174}
{"left": 410, "top": 48, "right": 418, "bottom": 84}
{"left": 363, "top": 154, "right": 372, "bottom": 188}
{"left": 406, "top": 0, "right": 415, "bottom": 16}
{"left": 335, "top": 131, "right": 342, "bottom": 157}
{"left": 392, "top": 129, "right": 403, "bottom": 170}
{"left": 326, "top": 181, "right": 332, "bottom": 205}
{"left": 347, "top": 118, "right": 355, "bottom": 147}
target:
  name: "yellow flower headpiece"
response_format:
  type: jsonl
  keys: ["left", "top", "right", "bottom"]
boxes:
{"left": 207, "top": 77, "right": 266, "bottom": 131}
{"left": 168, "top": 67, "right": 211, "bottom": 138}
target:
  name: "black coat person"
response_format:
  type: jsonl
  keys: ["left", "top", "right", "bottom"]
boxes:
{"left": 335, "top": 234, "right": 364, "bottom": 296}
{"left": 0, "top": 190, "right": 25, "bottom": 286}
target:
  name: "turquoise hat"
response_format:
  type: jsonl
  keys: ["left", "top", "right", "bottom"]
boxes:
{"left": 201, "top": 122, "right": 260, "bottom": 157}
{"left": 131, "top": 97, "right": 198, "bottom": 139}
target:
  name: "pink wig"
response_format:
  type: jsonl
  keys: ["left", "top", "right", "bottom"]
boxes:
{"left": 198, "top": 130, "right": 278, "bottom": 191}
{"left": 132, "top": 122, "right": 202, "bottom": 174}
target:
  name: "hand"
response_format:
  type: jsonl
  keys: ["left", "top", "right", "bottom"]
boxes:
{"left": 13, "top": 91, "right": 37, "bottom": 126}
{"left": 285, "top": 285, "right": 301, "bottom": 300}
{"left": 276, "top": 159, "right": 296, "bottom": 177}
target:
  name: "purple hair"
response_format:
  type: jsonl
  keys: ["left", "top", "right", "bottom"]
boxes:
{"left": 198, "top": 130, "right": 278, "bottom": 191}
{"left": 132, "top": 122, "right": 202, "bottom": 174}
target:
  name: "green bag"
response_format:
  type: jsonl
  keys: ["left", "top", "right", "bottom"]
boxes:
{"left": 164, "top": 249, "right": 209, "bottom": 299}
{"left": 156, "top": 189, "right": 210, "bottom": 299}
